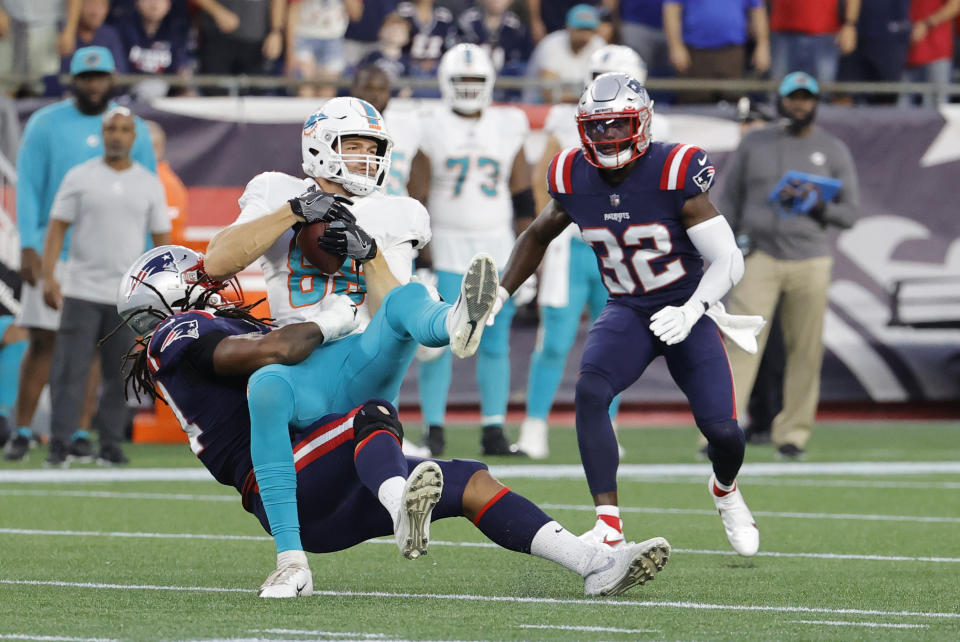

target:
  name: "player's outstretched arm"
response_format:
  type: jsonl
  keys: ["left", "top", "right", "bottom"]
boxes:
{"left": 500, "top": 199, "right": 572, "bottom": 294}
{"left": 205, "top": 202, "right": 300, "bottom": 280}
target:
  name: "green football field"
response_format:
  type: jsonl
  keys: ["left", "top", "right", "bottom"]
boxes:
{"left": 1, "top": 421, "right": 958, "bottom": 641}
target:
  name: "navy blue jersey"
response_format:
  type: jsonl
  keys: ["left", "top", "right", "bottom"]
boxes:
{"left": 147, "top": 311, "right": 269, "bottom": 490}
{"left": 397, "top": 2, "right": 458, "bottom": 73}
{"left": 115, "top": 12, "right": 189, "bottom": 75}
{"left": 547, "top": 142, "right": 717, "bottom": 310}
{"left": 456, "top": 8, "right": 532, "bottom": 75}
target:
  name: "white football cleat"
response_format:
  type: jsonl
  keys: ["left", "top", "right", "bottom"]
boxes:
{"left": 446, "top": 253, "right": 499, "bottom": 358}
{"left": 579, "top": 515, "right": 627, "bottom": 549}
{"left": 258, "top": 552, "right": 313, "bottom": 598}
{"left": 583, "top": 536, "right": 671, "bottom": 596}
{"left": 512, "top": 417, "right": 549, "bottom": 460}
{"left": 401, "top": 437, "right": 432, "bottom": 458}
{"left": 395, "top": 460, "right": 443, "bottom": 559}
{"left": 708, "top": 474, "right": 759, "bottom": 557}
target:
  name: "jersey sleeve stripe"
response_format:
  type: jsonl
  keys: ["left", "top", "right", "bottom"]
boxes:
{"left": 547, "top": 156, "right": 559, "bottom": 194}
{"left": 562, "top": 148, "right": 577, "bottom": 193}
{"left": 659, "top": 144, "right": 684, "bottom": 189}
{"left": 664, "top": 144, "right": 695, "bottom": 190}
{"left": 675, "top": 145, "right": 702, "bottom": 190}
{"left": 552, "top": 147, "right": 577, "bottom": 194}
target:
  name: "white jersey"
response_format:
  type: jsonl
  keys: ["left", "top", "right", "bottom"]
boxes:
{"left": 418, "top": 104, "right": 529, "bottom": 272}
{"left": 383, "top": 103, "right": 422, "bottom": 197}
{"left": 232, "top": 171, "right": 431, "bottom": 332}
{"left": 538, "top": 103, "right": 671, "bottom": 308}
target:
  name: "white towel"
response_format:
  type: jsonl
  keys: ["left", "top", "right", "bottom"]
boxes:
{"left": 705, "top": 302, "right": 766, "bottom": 354}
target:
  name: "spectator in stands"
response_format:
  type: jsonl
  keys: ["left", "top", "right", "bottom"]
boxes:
{"left": 115, "top": 0, "right": 191, "bottom": 99}
{"left": 526, "top": 0, "right": 605, "bottom": 43}
{"left": 343, "top": 0, "right": 398, "bottom": 67}
{"left": 457, "top": 0, "right": 533, "bottom": 79}
{"left": 663, "top": 0, "right": 770, "bottom": 103}
{"left": 719, "top": 72, "right": 860, "bottom": 461}
{"left": 286, "top": 0, "right": 362, "bottom": 97}
{"left": 6, "top": 47, "right": 156, "bottom": 462}
{"left": 0, "top": 0, "right": 80, "bottom": 95}
{"left": 526, "top": 4, "right": 605, "bottom": 103}
{"left": 769, "top": 0, "right": 860, "bottom": 86}
{"left": 837, "top": 0, "right": 912, "bottom": 104}
{"left": 618, "top": 0, "right": 672, "bottom": 77}
{"left": 397, "top": 0, "right": 458, "bottom": 78}
{"left": 60, "top": 0, "right": 129, "bottom": 75}
{"left": 194, "top": 0, "right": 286, "bottom": 94}
{"left": 357, "top": 12, "right": 413, "bottom": 84}
{"left": 900, "top": 0, "right": 960, "bottom": 106}
{"left": 41, "top": 106, "right": 171, "bottom": 467}
{"left": 146, "top": 120, "right": 188, "bottom": 247}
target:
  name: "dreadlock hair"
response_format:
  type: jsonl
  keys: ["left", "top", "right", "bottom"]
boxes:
{"left": 101, "top": 278, "right": 273, "bottom": 405}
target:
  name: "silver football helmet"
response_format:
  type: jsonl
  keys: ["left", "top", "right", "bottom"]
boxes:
{"left": 438, "top": 43, "right": 496, "bottom": 114}
{"left": 584, "top": 45, "right": 648, "bottom": 87}
{"left": 117, "top": 245, "right": 237, "bottom": 336}
{"left": 577, "top": 72, "right": 654, "bottom": 169}
{"left": 301, "top": 97, "right": 394, "bottom": 197}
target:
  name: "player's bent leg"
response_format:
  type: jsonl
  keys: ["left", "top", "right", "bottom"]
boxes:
{"left": 247, "top": 367, "right": 304, "bottom": 557}
{"left": 447, "top": 253, "right": 499, "bottom": 359}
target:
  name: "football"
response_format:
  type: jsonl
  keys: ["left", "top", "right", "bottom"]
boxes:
{"left": 296, "top": 221, "right": 345, "bottom": 274}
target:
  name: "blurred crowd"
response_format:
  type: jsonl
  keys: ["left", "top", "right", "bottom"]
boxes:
{"left": 1, "top": 0, "right": 959, "bottom": 104}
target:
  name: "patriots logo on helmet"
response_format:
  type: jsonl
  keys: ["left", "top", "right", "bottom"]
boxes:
{"left": 160, "top": 319, "right": 200, "bottom": 352}
{"left": 128, "top": 252, "right": 177, "bottom": 297}
{"left": 693, "top": 165, "right": 716, "bottom": 193}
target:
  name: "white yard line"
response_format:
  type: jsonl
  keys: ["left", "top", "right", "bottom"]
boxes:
{"left": 516, "top": 624, "right": 661, "bottom": 634}
{"left": 0, "top": 636, "right": 118, "bottom": 642}
{"left": 3, "top": 461, "right": 960, "bottom": 484}
{"left": 1, "top": 579, "right": 957, "bottom": 620}
{"left": 790, "top": 619, "right": 930, "bottom": 629}
{"left": 2, "top": 528, "right": 959, "bottom": 563}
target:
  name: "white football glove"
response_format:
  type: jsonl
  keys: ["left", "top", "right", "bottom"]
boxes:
{"left": 512, "top": 274, "right": 538, "bottom": 307}
{"left": 649, "top": 299, "right": 706, "bottom": 346}
{"left": 485, "top": 286, "right": 510, "bottom": 327}
{"left": 313, "top": 293, "right": 359, "bottom": 343}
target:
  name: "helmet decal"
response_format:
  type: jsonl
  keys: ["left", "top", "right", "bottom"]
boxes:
{"left": 128, "top": 251, "right": 177, "bottom": 298}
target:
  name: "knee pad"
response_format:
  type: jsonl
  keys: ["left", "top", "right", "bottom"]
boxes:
{"left": 353, "top": 399, "right": 404, "bottom": 445}
{"left": 575, "top": 371, "right": 615, "bottom": 407}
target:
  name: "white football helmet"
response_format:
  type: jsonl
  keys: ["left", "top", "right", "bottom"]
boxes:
{"left": 117, "top": 245, "right": 238, "bottom": 336}
{"left": 584, "top": 45, "right": 648, "bottom": 87}
{"left": 577, "top": 72, "right": 654, "bottom": 169}
{"left": 438, "top": 43, "right": 496, "bottom": 114}
{"left": 301, "top": 97, "right": 394, "bottom": 197}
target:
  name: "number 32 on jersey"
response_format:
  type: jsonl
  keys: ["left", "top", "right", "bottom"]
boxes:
{"left": 582, "top": 223, "right": 686, "bottom": 295}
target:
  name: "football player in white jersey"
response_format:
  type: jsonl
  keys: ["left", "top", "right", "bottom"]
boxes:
{"left": 513, "top": 44, "right": 660, "bottom": 459}
{"left": 408, "top": 43, "right": 535, "bottom": 457}
{"left": 203, "top": 96, "right": 501, "bottom": 596}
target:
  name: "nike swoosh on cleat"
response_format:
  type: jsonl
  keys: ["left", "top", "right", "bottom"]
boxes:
{"left": 601, "top": 535, "right": 623, "bottom": 546}
{"left": 296, "top": 582, "right": 307, "bottom": 595}
{"left": 555, "top": 527, "right": 564, "bottom": 534}
{"left": 463, "top": 319, "right": 477, "bottom": 345}
{"left": 592, "top": 557, "right": 616, "bottom": 573}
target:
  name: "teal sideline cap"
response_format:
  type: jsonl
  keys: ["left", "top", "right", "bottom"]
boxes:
{"left": 70, "top": 46, "right": 116, "bottom": 75}
{"left": 778, "top": 71, "right": 819, "bottom": 97}
{"left": 566, "top": 4, "right": 600, "bottom": 29}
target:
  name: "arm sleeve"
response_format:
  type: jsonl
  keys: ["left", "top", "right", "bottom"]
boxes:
{"left": 15, "top": 116, "right": 48, "bottom": 250}
{"left": 686, "top": 215, "right": 744, "bottom": 308}
{"left": 148, "top": 176, "right": 173, "bottom": 234}
{"left": 132, "top": 118, "right": 157, "bottom": 172}
{"left": 49, "top": 167, "right": 81, "bottom": 224}
{"left": 821, "top": 140, "right": 859, "bottom": 229}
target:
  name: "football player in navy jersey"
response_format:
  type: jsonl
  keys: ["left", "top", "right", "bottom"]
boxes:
{"left": 491, "top": 72, "right": 763, "bottom": 558}
{"left": 114, "top": 244, "right": 672, "bottom": 599}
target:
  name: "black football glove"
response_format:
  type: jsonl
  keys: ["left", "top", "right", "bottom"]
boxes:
{"left": 317, "top": 219, "right": 378, "bottom": 262}
{"left": 288, "top": 186, "right": 355, "bottom": 225}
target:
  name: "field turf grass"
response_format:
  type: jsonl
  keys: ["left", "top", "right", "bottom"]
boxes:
{"left": 0, "top": 420, "right": 958, "bottom": 641}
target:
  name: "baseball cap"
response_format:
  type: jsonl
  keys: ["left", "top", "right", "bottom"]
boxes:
{"left": 778, "top": 71, "right": 819, "bottom": 97}
{"left": 70, "top": 46, "right": 116, "bottom": 75}
{"left": 566, "top": 4, "right": 600, "bottom": 30}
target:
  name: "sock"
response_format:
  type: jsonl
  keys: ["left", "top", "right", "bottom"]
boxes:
{"left": 377, "top": 476, "right": 406, "bottom": 526}
{"left": 472, "top": 489, "right": 551, "bottom": 554}
{"left": 70, "top": 429, "right": 89, "bottom": 441}
{"left": 276, "top": 549, "right": 308, "bottom": 569}
{"left": 713, "top": 478, "right": 737, "bottom": 496}
{"left": 248, "top": 371, "right": 301, "bottom": 554}
{"left": 16, "top": 427, "right": 32, "bottom": 439}
{"left": 530, "top": 520, "right": 597, "bottom": 576}
{"left": 354, "top": 430, "right": 408, "bottom": 495}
